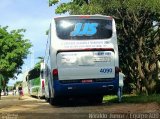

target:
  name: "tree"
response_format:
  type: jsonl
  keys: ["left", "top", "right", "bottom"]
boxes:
{"left": 13, "top": 81, "right": 23, "bottom": 88}
{"left": 0, "top": 26, "right": 32, "bottom": 84}
{"left": 49, "top": 0, "right": 160, "bottom": 95}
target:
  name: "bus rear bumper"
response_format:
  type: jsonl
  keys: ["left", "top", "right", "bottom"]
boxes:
{"left": 53, "top": 78, "right": 119, "bottom": 97}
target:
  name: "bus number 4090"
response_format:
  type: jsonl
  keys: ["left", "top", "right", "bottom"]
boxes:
{"left": 100, "top": 68, "right": 112, "bottom": 73}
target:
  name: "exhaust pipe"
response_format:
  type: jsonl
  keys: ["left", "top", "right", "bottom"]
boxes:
{"left": 108, "top": 85, "right": 114, "bottom": 90}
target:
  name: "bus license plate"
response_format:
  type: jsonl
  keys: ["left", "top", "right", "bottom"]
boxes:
{"left": 82, "top": 80, "right": 93, "bottom": 83}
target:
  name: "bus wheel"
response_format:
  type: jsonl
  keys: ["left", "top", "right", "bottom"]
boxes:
{"left": 49, "top": 98, "right": 55, "bottom": 105}
{"left": 45, "top": 97, "right": 49, "bottom": 102}
{"left": 95, "top": 96, "right": 103, "bottom": 104}
{"left": 117, "top": 87, "right": 122, "bottom": 102}
{"left": 49, "top": 97, "right": 62, "bottom": 105}
{"left": 88, "top": 96, "right": 103, "bottom": 104}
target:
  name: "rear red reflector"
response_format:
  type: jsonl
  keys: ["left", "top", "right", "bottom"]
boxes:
{"left": 79, "top": 16, "right": 90, "bottom": 19}
{"left": 42, "top": 80, "right": 45, "bottom": 88}
{"left": 53, "top": 69, "right": 58, "bottom": 76}
{"left": 82, "top": 80, "right": 93, "bottom": 83}
{"left": 107, "top": 16, "right": 113, "bottom": 20}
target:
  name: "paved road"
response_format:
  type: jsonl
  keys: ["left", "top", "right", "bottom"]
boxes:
{"left": 0, "top": 95, "right": 160, "bottom": 119}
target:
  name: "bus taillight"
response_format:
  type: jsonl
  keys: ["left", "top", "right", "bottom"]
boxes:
{"left": 52, "top": 69, "right": 58, "bottom": 76}
{"left": 115, "top": 67, "right": 121, "bottom": 74}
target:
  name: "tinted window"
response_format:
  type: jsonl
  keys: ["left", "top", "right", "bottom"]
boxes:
{"left": 40, "top": 70, "right": 45, "bottom": 79}
{"left": 55, "top": 19, "right": 112, "bottom": 40}
{"left": 28, "top": 68, "right": 40, "bottom": 80}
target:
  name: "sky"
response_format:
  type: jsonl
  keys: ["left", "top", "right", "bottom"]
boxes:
{"left": 0, "top": 0, "right": 69, "bottom": 86}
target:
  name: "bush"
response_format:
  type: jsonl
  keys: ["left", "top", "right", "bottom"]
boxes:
{"left": 155, "top": 80, "right": 160, "bottom": 94}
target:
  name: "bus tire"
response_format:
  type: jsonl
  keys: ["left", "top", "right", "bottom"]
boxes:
{"left": 88, "top": 96, "right": 103, "bottom": 104}
{"left": 49, "top": 98, "right": 55, "bottom": 105}
{"left": 50, "top": 97, "right": 61, "bottom": 105}
{"left": 45, "top": 97, "right": 49, "bottom": 102}
{"left": 95, "top": 96, "right": 103, "bottom": 104}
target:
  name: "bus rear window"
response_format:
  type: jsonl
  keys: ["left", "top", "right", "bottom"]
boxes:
{"left": 55, "top": 19, "right": 112, "bottom": 40}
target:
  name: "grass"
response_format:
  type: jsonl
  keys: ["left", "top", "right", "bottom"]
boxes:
{"left": 103, "top": 94, "right": 160, "bottom": 103}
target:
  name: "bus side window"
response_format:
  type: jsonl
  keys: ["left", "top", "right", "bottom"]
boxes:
{"left": 26, "top": 75, "right": 28, "bottom": 82}
{"left": 45, "top": 66, "right": 49, "bottom": 77}
{"left": 40, "top": 70, "right": 44, "bottom": 79}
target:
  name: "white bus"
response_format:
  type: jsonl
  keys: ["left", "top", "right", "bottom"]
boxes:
{"left": 44, "top": 15, "right": 121, "bottom": 105}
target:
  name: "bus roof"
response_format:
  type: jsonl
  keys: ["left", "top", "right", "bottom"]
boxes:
{"left": 54, "top": 15, "right": 113, "bottom": 20}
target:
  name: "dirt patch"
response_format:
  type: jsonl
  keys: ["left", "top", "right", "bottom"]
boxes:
{"left": 0, "top": 95, "right": 160, "bottom": 119}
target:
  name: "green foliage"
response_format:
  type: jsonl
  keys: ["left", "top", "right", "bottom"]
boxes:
{"left": 0, "top": 26, "right": 32, "bottom": 81}
{"left": 104, "top": 94, "right": 160, "bottom": 103}
{"left": 34, "top": 62, "right": 41, "bottom": 70}
{"left": 14, "top": 81, "right": 23, "bottom": 88}
{"left": 0, "top": 74, "right": 5, "bottom": 89}
{"left": 49, "top": 0, "right": 59, "bottom": 6}
{"left": 155, "top": 80, "right": 160, "bottom": 93}
{"left": 56, "top": 3, "right": 71, "bottom": 14}
{"left": 34, "top": 58, "right": 44, "bottom": 70}
{"left": 103, "top": 0, "right": 160, "bottom": 95}
{"left": 7, "top": 86, "right": 14, "bottom": 91}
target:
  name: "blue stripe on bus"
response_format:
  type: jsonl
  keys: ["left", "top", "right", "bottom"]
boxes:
{"left": 52, "top": 75, "right": 119, "bottom": 97}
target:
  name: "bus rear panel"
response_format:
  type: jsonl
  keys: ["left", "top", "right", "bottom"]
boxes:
{"left": 45, "top": 15, "right": 119, "bottom": 104}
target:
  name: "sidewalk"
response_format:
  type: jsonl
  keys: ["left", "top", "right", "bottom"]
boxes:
{"left": 0, "top": 94, "right": 42, "bottom": 101}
